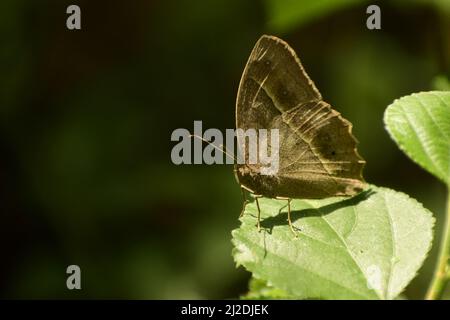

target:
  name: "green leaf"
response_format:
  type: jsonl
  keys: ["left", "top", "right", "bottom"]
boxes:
{"left": 384, "top": 91, "right": 450, "bottom": 185}
{"left": 432, "top": 76, "right": 450, "bottom": 91}
{"left": 232, "top": 186, "right": 434, "bottom": 300}
{"left": 241, "top": 277, "right": 295, "bottom": 300}
{"left": 264, "top": 0, "right": 369, "bottom": 32}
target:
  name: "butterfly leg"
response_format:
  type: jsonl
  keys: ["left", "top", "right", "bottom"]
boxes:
{"left": 286, "top": 198, "right": 297, "bottom": 237}
{"left": 276, "top": 197, "right": 297, "bottom": 237}
{"left": 254, "top": 195, "right": 262, "bottom": 232}
{"left": 238, "top": 186, "right": 263, "bottom": 232}
{"left": 239, "top": 187, "right": 249, "bottom": 218}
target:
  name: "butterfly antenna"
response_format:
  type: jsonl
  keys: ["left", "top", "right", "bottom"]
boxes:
{"left": 189, "top": 134, "right": 237, "bottom": 162}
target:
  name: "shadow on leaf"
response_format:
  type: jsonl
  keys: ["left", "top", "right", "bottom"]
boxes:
{"left": 260, "top": 188, "right": 375, "bottom": 233}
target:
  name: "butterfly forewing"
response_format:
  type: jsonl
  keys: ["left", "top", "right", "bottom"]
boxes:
{"left": 235, "top": 35, "right": 365, "bottom": 199}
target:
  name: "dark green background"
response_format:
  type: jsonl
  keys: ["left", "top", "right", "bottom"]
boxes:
{"left": 1, "top": 0, "right": 448, "bottom": 299}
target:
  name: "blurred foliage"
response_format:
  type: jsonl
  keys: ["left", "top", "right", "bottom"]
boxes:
{"left": 432, "top": 76, "right": 450, "bottom": 91}
{"left": 0, "top": 0, "right": 448, "bottom": 299}
{"left": 241, "top": 277, "right": 293, "bottom": 300}
{"left": 264, "top": 0, "right": 369, "bottom": 32}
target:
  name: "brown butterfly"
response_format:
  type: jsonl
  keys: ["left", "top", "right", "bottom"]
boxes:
{"left": 234, "top": 35, "right": 366, "bottom": 234}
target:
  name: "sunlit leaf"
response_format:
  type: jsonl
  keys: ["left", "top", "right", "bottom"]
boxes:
{"left": 232, "top": 186, "right": 434, "bottom": 299}
{"left": 384, "top": 91, "right": 450, "bottom": 185}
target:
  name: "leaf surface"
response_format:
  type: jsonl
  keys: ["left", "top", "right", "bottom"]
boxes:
{"left": 384, "top": 91, "right": 450, "bottom": 185}
{"left": 232, "top": 186, "right": 434, "bottom": 299}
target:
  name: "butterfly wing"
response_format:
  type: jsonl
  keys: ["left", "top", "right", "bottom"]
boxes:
{"left": 235, "top": 35, "right": 365, "bottom": 198}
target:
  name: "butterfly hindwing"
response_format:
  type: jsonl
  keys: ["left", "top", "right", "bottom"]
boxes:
{"left": 235, "top": 35, "right": 365, "bottom": 199}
